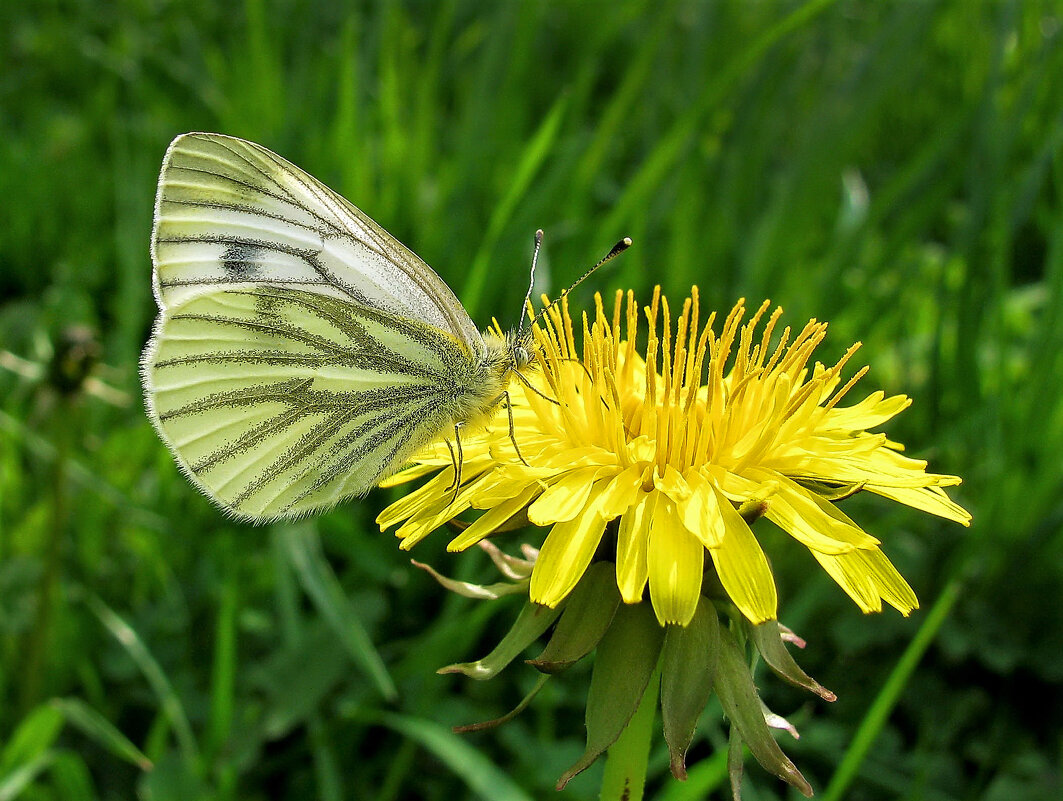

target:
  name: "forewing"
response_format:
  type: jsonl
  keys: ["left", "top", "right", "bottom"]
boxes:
{"left": 152, "top": 132, "right": 483, "bottom": 353}
{"left": 142, "top": 286, "right": 472, "bottom": 521}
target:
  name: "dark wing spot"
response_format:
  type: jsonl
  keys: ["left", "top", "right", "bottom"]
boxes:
{"left": 221, "top": 241, "right": 264, "bottom": 278}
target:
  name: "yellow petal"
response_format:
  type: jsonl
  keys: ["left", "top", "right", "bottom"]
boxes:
{"left": 527, "top": 467, "right": 603, "bottom": 525}
{"left": 447, "top": 484, "right": 543, "bottom": 551}
{"left": 812, "top": 546, "right": 919, "bottom": 615}
{"left": 597, "top": 464, "right": 644, "bottom": 519}
{"left": 394, "top": 465, "right": 505, "bottom": 548}
{"left": 750, "top": 470, "right": 880, "bottom": 554}
{"left": 616, "top": 490, "right": 654, "bottom": 603}
{"left": 675, "top": 470, "right": 725, "bottom": 548}
{"left": 377, "top": 470, "right": 453, "bottom": 531}
{"left": 653, "top": 465, "right": 691, "bottom": 502}
{"left": 464, "top": 467, "right": 541, "bottom": 507}
{"left": 708, "top": 485, "right": 777, "bottom": 624}
{"left": 868, "top": 485, "right": 971, "bottom": 526}
{"left": 714, "top": 468, "right": 776, "bottom": 505}
{"left": 647, "top": 495, "right": 703, "bottom": 626}
{"left": 862, "top": 548, "right": 919, "bottom": 613}
{"left": 826, "top": 391, "right": 911, "bottom": 430}
{"left": 377, "top": 461, "right": 440, "bottom": 489}
{"left": 534, "top": 445, "right": 614, "bottom": 470}
{"left": 530, "top": 485, "right": 609, "bottom": 608}
{"left": 396, "top": 493, "right": 473, "bottom": 550}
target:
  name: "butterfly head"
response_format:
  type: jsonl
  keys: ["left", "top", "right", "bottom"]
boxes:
{"left": 485, "top": 319, "right": 537, "bottom": 374}
{"left": 502, "top": 327, "right": 537, "bottom": 373}
{"left": 510, "top": 331, "right": 536, "bottom": 371}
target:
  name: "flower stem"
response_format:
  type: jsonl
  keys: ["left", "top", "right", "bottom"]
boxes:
{"left": 599, "top": 663, "right": 661, "bottom": 801}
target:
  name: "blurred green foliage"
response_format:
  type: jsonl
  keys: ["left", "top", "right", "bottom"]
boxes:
{"left": 1, "top": 0, "right": 1062, "bottom": 798}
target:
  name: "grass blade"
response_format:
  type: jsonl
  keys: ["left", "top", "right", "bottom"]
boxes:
{"left": 85, "top": 594, "right": 199, "bottom": 765}
{"left": 602, "top": 0, "right": 843, "bottom": 244}
{"left": 461, "top": 93, "right": 570, "bottom": 315}
{"left": 51, "top": 698, "right": 152, "bottom": 771}
{"left": 207, "top": 571, "right": 238, "bottom": 759}
{"left": 821, "top": 575, "right": 964, "bottom": 801}
{"left": 376, "top": 712, "right": 534, "bottom": 801}
{"left": 0, "top": 753, "right": 55, "bottom": 801}
{"left": 277, "top": 524, "right": 398, "bottom": 701}
{"left": 0, "top": 705, "right": 63, "bottom": 776}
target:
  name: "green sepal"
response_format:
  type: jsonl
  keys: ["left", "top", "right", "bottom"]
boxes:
{"left": 527, "top": 562, "right": 620, "bottom": 674}
{"left": 715, "top": 625, "right": 812, "bottom": 798}
{"left": 660, "top": 598, "right": 720, "bottom": 780}
{"left": 438, "top": 600, "right": 562, "bottom": 680}
{"left": 411, "top": 558, "right": 528, "bottom": 600}
{"left": 749, "top": 620, "right": 836, "bottom": 701}
{"left": 728, "top": 725, "right": 745, "bottom": 800}
{"left": 453, "top": 673, "right": 551, "bottom": 733}
{"left": 556, "top": 602, "right": 665, "bottom": 790}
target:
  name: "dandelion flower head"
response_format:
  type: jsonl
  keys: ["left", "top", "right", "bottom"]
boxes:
{"left": 378, "top": 287, "right": 970, "bottom": 627}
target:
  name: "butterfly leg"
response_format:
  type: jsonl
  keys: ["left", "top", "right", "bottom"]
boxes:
{"left": 445, "top": 423, "right": 465, "bottom": 506}
{"left": 444, "top": 437, "right": 459, "bottom": 486}
{"left": 513, "top": 369, "right": 560, "bottom": 406}
{"left": 501, "top": 391, "right": 531, "bottom": 467}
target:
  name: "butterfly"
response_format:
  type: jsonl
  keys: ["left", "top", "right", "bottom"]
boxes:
{"left": 141, "top": 132, "right": 535, "bottom": 522}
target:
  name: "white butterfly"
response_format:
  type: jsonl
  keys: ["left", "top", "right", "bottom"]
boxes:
{"left": 141, "top": 133, "right": 533, "bottom": 522}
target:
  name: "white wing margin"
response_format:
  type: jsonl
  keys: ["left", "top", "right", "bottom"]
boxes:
{"left": 151, "top": 132, "right": 484, "bottom": 355}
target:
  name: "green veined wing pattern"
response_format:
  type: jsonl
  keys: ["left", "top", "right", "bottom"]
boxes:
{"left": 152, "top": 133, "right": 484, "bottom": 354}
{"left": 145, "top": 285, "right": 482, "bottom": 521}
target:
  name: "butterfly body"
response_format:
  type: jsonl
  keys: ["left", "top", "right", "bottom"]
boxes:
{"left": 142, "top": 133, "right": 532, "bottom": 521}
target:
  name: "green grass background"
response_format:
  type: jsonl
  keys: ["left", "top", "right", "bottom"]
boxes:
{"left": 2, "top": 0, "right": 1061, "bottom": 798}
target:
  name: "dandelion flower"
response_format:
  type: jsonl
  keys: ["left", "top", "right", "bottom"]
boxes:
{"left": 378, "top": 287, "right": 970, "bottom": 628}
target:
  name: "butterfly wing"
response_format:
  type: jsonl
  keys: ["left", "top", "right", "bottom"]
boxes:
{"left": 143, "top": 285, "right": 485, "bottom": 521}
{"left": 151, "top": 132, "right": 484, "bottom": 355}
{"left": 143, "top": 132, "right": 497, "bottom": 521}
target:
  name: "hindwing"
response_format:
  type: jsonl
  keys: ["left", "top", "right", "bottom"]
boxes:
{"left": 143, "top": 285, "right": 483, "bottom": 520}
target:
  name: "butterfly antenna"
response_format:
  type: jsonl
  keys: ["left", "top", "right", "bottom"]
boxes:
{"left": 517, "top": 229, "right": 545, "bottom": 338}
{"left": 529, "top": 236, "right": 632, "bottom": 328}
{"left": 567, "top": 236, "right": 632, "bottom": 298}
